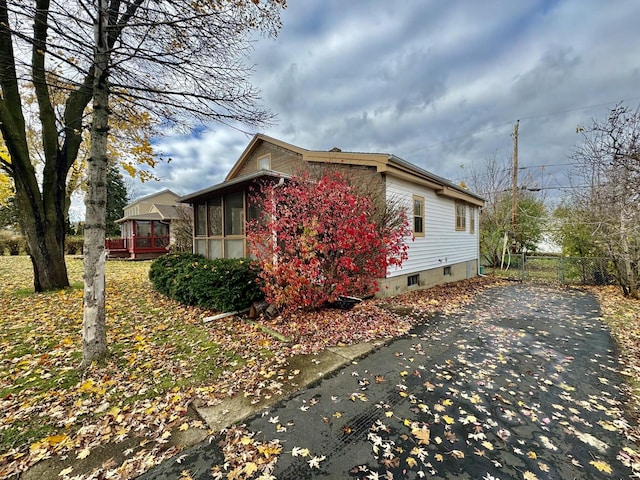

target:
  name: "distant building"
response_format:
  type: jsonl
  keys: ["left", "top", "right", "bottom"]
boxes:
{"left": 106, "top": 189, "right": 184, "bottom": 259}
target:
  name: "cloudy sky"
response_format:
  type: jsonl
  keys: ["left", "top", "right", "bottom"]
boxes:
{"left": 127, "top": 0, "right": 640, "bottom": 204}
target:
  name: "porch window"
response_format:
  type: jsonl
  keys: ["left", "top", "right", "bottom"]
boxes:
{"left": 195, "top": 239, "right": 206, "bottom": 255}
{"left": 413, "top": 195, "right": 424, "bottom": 237}
{"left": 193, "top": 192, "right": 248, "bottom": 259}
{"left": 154, "top": 222, "right": 169, "bottom": 247}
{"left": 135, "top": 220, "right": 151, "bottom": 248}
{"left": 225, "top": 239, "right": 244, "bottom": 258}
{"left": 224, "top": 191, "right": 244, "bottom": 236}
{"left": 120, "top": 222, "right": 131, "bottom": 238}
{"left": 134, "top": 220, "right": 169, "bottom": 249}
{"left": 208, "top": 239, "right": 222, "bottom": 258}
{"left": 195, "top": 203, "right": 207, "bottom": 236}
{"left": 208, "top": 197, "right": 222, "bottom": 236}
{"left": 246, "top": 195, "right": 261, "bottom": 222}
{"left": 455, "top": 202, "right": 466, "bottom": 231}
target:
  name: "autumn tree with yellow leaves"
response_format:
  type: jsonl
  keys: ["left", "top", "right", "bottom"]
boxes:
{"left": 0, "top": 84, "right": 157, "bottom": 229}
{"left": 0, "top": 0, "right": 285, "bottom": 365}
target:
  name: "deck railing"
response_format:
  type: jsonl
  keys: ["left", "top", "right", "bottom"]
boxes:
{"left": 105, "top": 236, "right": 170, "bottom": 253}
{"left": 105, "top": 237, "right": 127, "bottom": 250}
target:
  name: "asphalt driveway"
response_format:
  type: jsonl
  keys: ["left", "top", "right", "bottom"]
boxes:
{"left": 140, "top": 284, "right": 637, "bottom": 479}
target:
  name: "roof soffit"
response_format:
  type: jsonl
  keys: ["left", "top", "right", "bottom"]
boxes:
{"left": 302, "top": 151, "right": 389, "bottom": 170}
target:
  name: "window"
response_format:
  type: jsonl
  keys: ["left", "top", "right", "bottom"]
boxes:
{"left": 224, "top": 191, "right": 244, "bottom": 236}
{"left": 469, "top": 207, "right": 475, "bottom": 234}
{"left": 407, "top": 274, "right": 419, "bottom": 287}
{"left": 208, "top": 197, "right": 223, "bottom": 236}
{"left": 413, "top": 195, "right": 424, "bottom": 236}
{"left": 195, "top": 239, "right": 206, "bottom": 256}
{"left": 136, "top": 220, "right": 151, "bottom": 238}
{"left": 135, "top": 220, "right": 151, "bottom": 248}
{"left": 208, "top": 239, "right": 222, "bottom": 258}
{"left": 444, "top": 266, "right": 452, "bottom": 276}
{"left": 193, "top": 192, "right": 248, "bottom": 259}
{"left": 153, "top": 222, "right": 170, "bottom": 247}
{"left": 246, "top": 195, "right": 261, "bottom": 223}
{"left": 224, "top": 239, "right": 244, "bottom": 259}
{"left": 195, "top": 203, "right": 206, "bottom": 236}
{"left": 134, "top": 220, "right": 169, "bottom": 248}
{"left": 455, "top": 202, "right": 466, "bottom": 231}
{"left": 155, "top": 222, "right": 169, "bottom": 238}
{"left": 257, "top": 154, "right": 271, "bottom": 170}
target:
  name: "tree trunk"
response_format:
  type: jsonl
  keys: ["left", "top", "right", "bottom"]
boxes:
{"left": 0, "top": 0, "right": 70, "bottom": 291}
{"left": 620, "top": 213, "right": 638, "bottom": 298}
{"left": 23, "top": 213, "right": 69, "bottom": 291}
{"left": 81, "top": 0, "right": 110, "bottom": 368}
{"left": 11, "top": 158, "right": 70, "bottom": 291}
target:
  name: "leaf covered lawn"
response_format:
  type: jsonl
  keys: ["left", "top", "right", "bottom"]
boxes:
{"left": 0, "top": 256, "right": 498, "bottom": 479}
{"left": 588, "top": 286, "right": 640, "bottom": 450}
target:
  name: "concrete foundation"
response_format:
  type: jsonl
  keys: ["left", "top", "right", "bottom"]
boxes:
{"left": 377, "top": 259, "right": 478, "bottom": 298}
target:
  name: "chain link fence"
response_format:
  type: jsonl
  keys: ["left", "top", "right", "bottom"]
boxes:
{"left": 497, "top": 255, "right": 616, "bottom": 286}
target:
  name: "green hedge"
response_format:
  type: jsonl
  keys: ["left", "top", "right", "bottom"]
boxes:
{"left": 65, "top": 236, "right": 84, "bottom": 255}
{"left": 0, "top": 232, "right": 26, "bottom": 255}
{"left": 0, "top": 233, "right": 83, "bottom": 255}
{"left": 149, "top": 253, "right": 263, "bottom": 313}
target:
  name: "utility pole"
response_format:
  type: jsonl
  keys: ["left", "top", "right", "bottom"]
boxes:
{"left": 511, "top": 120, "right": 519, "bottom": 232}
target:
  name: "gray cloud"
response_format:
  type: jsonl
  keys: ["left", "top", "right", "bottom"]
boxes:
{"left": 124, "top": 0, "right": 640, "bottom": 206}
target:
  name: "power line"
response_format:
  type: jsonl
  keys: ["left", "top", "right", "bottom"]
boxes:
{"left": 477, "top": 184, "right": 594, "bottom": 195}
{"left": 460, "top": 162, "right": 579, "bottom": 183}
{"left": 518, "top": 162, "right": 576, "bottom": 170}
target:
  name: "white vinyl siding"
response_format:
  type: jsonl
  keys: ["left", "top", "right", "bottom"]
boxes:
{"left": 386, "top": 176, "right": 478, "bottom": 278}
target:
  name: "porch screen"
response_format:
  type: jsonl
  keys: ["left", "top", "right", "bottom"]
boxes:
{"left": 135, "top": 220, "right": 151, "bottom": 248}
{"left": 195, "top": 203, "right": 206, "bottom": 236}
{"left": 208, "top": 197, "right": 222, "bottom": 236}
{"left": 154, "top": 221, "right": 169, "bottom": 247}
{"left": 224, "top": 192, "right": 244, "bottom": 236}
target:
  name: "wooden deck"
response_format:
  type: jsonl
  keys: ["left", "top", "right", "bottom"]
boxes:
{"left": 105, "top": 236, "right": 170, "bottom": 259}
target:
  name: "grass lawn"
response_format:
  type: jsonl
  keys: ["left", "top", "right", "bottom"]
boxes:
{"left": 1, "top": 256, "right": 637, "bottom": 478}
{"left": 0, "top": 256, "right": 487, "bottom": 478}
{"left": 588, "top": 286, "right": 640, "bottom": 416}
{"left": 1, "top": 256, "right": 254, "bottom": 478}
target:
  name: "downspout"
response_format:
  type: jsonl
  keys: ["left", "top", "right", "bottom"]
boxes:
{"left": 477, "top": 207, "right": 487, "bottom": 277}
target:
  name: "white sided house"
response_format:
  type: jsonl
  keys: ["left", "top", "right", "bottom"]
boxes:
{"left": 179, "top": 134, "right": 484, "bottom": 296}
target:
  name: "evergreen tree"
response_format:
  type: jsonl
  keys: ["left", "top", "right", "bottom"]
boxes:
{"left": 105, "top": 165, "right": 128, "bottom": 237}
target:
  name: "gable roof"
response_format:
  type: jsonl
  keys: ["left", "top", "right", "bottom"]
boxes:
{"left": 151, "top": 204, "right": 181, "bottom": 219}
{"left": 225, "top": 134, "right": 484, "bottom": 206}
{"left": 125, "top": 189, "right": 180, "bottom": 209}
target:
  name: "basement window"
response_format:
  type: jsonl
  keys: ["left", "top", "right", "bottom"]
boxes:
{"left": 407, "top": 274, "right": 419, "bottom": 287}
{"left": 443, "top": 266, "right": 452, "bottom": 276}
